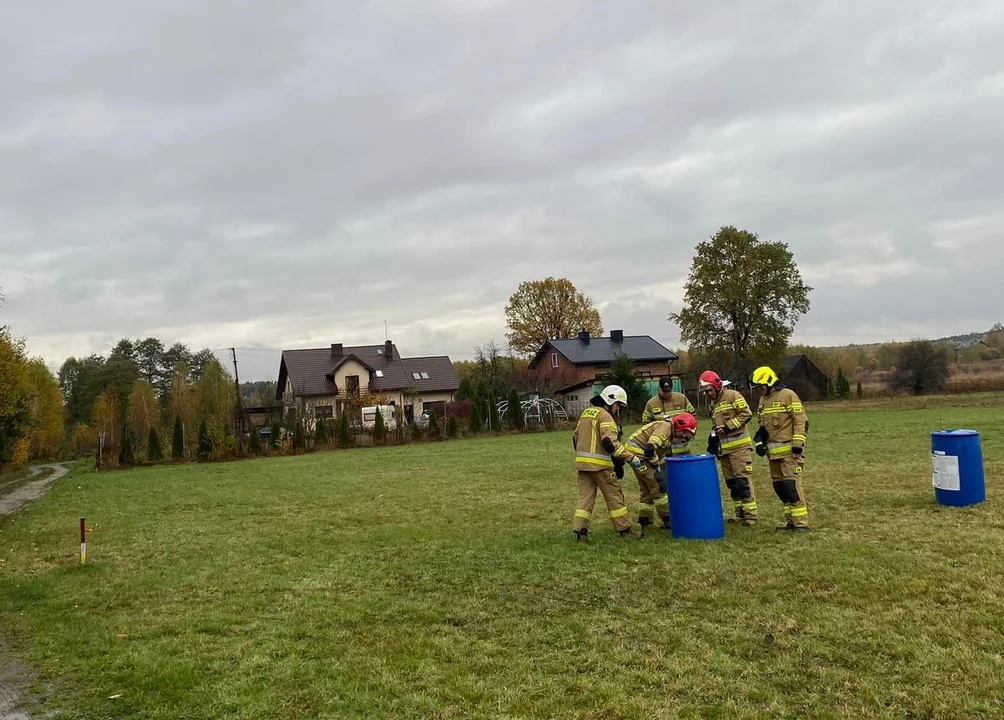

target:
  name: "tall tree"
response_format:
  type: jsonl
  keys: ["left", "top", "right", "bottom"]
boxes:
{"left": 147, "top": 426, "right": 163, "bottom": 462}
{"left": 127, "top": 379, "right": 160, "bottom": 442}
{"left": 104, "top": 340, "right": 142, "bottom": 414}
{"left": 891, "top": 341, "right": 950, "bottom": 395}
{"left": 196, "top": 359, "right": 233, "bottom": 451}
{"left": 92, "top": 389, "right": 119, "bottom": 450}
{"left": 24, "top": 359, "right": 65, "bottom": 461}
{"left": 605, "top": 353, "right": 646, "bottom": 416}
{"left": 134, "top": 337, "right": 167, "bottom": 395}
{"left": 0, "top": 326, "right": 32, "bottom": 470}
{"left": 504, "top": 277, "right": 603, "bottom": 356}
{"left": 59, "top": 354, "right": 107, "bottom": 428}
{"left": 670, "top": 226, "right": 811, "bottom": 382}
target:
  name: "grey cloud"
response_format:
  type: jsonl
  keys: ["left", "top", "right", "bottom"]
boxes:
{"left": 3, "top": 0, "right": 1004, "bottom": 378}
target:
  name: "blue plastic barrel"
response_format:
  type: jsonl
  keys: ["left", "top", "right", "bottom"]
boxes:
{"left": 931, "top": 430, "right": 985, "bottom": 507}
{"left": 664, "top": 454, "right": 725, "bottom": 539}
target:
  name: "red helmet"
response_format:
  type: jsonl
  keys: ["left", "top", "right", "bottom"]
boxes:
{"left": 671, "top": 412, "right": 698, "bottom": 436}
{"left": 699, "top": 370, "right": 723, "bottom": 393}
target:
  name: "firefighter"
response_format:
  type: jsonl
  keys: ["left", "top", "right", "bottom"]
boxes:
{"left": 625, "top": 412, "right": 699, "bottom": 534}
{"left": 642, "top": 376, "right": 696, "bottom": 457}
{"left": 699, "top": 370, "right": 758, "bottom": 525}
{"left": 572, "top": 385, "right": 645, "bottom": 540}
{"left": 750, "top": 366, "right": 809, "bottom": 532}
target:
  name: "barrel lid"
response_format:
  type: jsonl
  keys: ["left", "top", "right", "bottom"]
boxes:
{"left": 931, "top": 429, "right": 980, "bottom": 437}
{"left": 666, "top": 453, "right": 717, "bottom": 463}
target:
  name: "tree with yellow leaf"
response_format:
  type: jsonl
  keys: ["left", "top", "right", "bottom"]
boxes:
{"left": 127, "top": 379, "right": 159, "bottom": 452}
{"left": 0, "top": 325, "right": 32, "bottom": 471}
{"left": 24, "top": 359, "right": 65, "bottom": 461}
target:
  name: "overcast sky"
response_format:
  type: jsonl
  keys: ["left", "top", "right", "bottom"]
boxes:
{"left": 3, "top": 1, "right": 1003, "bottom": 380}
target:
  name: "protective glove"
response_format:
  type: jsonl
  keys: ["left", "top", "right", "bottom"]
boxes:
{"left": 753, "top": 426, "right": 769, "bottom": 445}
{"left": 613, "top": 457, "right": 625, "bottom": 480}
{"left": 755, "top": 442, "right": 767, "bottom": 457}
{"left": 792, "top": 446, "right": 803, "bottom": 456}
{"left": 706, "top": 433, "right": 721, "bottom": 456}
{"left": 643, "top": 443, "right": 656, "bottom": 459}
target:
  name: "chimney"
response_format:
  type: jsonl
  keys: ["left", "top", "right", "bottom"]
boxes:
{"left": 611, "top": 330, "right": 623, "bottom": 344}
{"left": 384, "top": 339, "right": 393, "bottom": 359}
{"left": 330, "top": 343, "right": 343, "bottom": 358}
{"left": 578, "top": 330, "right": 590, "bottom": 344}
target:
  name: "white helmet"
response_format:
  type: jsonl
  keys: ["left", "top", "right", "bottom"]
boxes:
{"left": 599, "top": 384, "right": 629, "bottom": 407}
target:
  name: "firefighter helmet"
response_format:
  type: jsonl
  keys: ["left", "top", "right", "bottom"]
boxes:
{"left": 671, "top": 412, "right": 698, "bottom": 437}
{"left": 698, "top": 370, "right": 723, "bottom": 393}
{"left": 751, "top": 366, "right": 779, "bottom": 387}
{"left": 599, "top": 385, "right": 629, "bottom": 407}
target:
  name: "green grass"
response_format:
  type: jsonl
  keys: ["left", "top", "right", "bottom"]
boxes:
{"left": 1, "top": 396, "right": 1003, "bottom": 719}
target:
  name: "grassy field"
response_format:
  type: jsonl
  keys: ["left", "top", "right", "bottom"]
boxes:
{"left": 1, "top": 394, "right": 1003, "bottom": 719}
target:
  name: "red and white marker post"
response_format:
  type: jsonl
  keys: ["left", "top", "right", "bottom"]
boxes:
{"left": 79, "top": 517, "right": 86, "bottom": 565}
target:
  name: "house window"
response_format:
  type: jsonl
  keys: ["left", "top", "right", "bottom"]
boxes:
{"left": 375, "top": 370, "right": 384, "bottom": 378}
{"left": 551, "top": 353, "right": 559, "bottom": 368}
{"left": 315, "top": 405, "right": 333, "bottom": 419}
{"left": 420, "top": 372, "right": 429, "bottom": 379}
{"left": 412, "top": 372, "right": 422, "bottom": 380}
{"left": 346, "top": 375, "right": 360, "bottom": 397}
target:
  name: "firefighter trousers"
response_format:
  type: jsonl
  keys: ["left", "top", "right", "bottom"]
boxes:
{"left": 574, "top": 470, "right": 632, "bottom": 533}
{"left": 717, "top": 446, "right": 758, "bottom": 521}
{"left": 770, "top": 454, "right": 808, "bottom": 528}
{"left": 629, "top": 460, "right": 670, "bottom": 526}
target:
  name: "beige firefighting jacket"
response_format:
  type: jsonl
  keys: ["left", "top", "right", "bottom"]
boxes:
{"left": 756, "top": 386, "right": 807, "bottom": 457}
{"left": 642, "top": 392, "right": 695, "bottom": 423}
{"left": 711, "top": 388, "right": 753, "bottom": 454}
{"left": 626, "top": 420, "right": 675, "bottom": 462}
{"left": 573, "top": 406, "right": 636, "bottom": 472}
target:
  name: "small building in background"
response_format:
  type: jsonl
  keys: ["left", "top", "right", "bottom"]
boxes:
{"left": 780, "top": 354, "right": 830, "bottom": 401}
{"left": 527, "top": 330, "right": 680, "bottom": 416}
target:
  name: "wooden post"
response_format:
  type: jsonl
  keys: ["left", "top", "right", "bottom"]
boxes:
{"left": 79, "top": 517, "right": 86, "bottom": 565}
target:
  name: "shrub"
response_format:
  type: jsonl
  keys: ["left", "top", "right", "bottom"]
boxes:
{"left": 314, "top": 418, "right": 328, "bottom": 446}
{"left": 270, "top": 421, "right": 281, "bottom": 451}
{"left": 835, "top": 368, "right": 851, "bottom": 399}
{"left": 446, "top": 415, "right": 459, "bottom": 438}
{"left": 119, "top": 423, "right": 135, "bottom": 465}
{"left": 428, "top": 410, "right": 440, "bottom": 439}
{"left": 468, "top": 397, "right": 483, "bottom": 434}
{"left": 856, "top": 381, "right": 863, "bottom": 399}
{"left": 507, "top": 388, "right": 525, "bottom": 430}
{"left": 147, "top": 427, "right": 163, "bottom": 462}
{"left": 172, "top": 416, "right": 185, "bottom": 459}
{"left": 373, "top": 408, "right": 386, "bottom": 444}
{"left": 890, "top": 341, "right": 950, "bottom": 395}
{"left": 292, "top": 420, "right": 305, "bottom": 452}
{"left": 197, "top": 420, "right": 212, "bottom": 460}
{"left": 337, "top": 413, "right": 351, "bottom": 448}
{"left": 249, "top": 425, "right": 261, "bottom": 454}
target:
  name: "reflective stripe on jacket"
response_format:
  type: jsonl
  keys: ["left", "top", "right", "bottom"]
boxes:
{"left": 573, "top": 406, "right": 635, "bottom": 471}
{"left": 756, "top": 387, "right": 807, "bottom": 451}
{"left": 642, "top": 392, "right": 695, "bottom": 423}
{"left": 711, "top": 388, "right": 752, "bottom": 454}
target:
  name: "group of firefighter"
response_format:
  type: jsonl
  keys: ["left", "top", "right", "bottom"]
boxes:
{"left": 572, "top": 366, "right": 809, "bottom": 539}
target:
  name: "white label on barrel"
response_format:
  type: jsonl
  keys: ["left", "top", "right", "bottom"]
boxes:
{"left": 932, "top": 452, "right": 960, "bottom": 491}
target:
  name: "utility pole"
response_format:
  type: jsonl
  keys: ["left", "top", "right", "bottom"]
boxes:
{"left": 231, "top": 348, "right": 250, "bottom": 454}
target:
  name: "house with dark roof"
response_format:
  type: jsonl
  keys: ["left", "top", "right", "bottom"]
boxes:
{"left": 276, "top": 340, "right": 459, "bottom": 423}
{"left": 780, "top": 354, "right": 830, "bottom": 402}
{"left": 527, "top": 330, "right": 679, "bottom": 415}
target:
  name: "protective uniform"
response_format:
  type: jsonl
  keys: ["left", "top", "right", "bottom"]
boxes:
{"left": 626, "top": 413, "right": 699, "bottom": 532}
{"left": 700, "top": 371, "right": 757, "bottom": 524}
{"left": 642, "top": 376, "right": 696, "bottom": 456}
{"left": 751, "top": 366, "right": 809, "bottom": 531}
{"left": 572, "top": 385, "right": 642, "bottom": 539}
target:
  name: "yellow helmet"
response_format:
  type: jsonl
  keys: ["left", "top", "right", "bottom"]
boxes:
{"left": 750, "top": 366, "right": 778, "bottom": 387}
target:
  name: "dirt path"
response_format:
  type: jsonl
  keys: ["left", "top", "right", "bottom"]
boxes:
{"left": 1, "top": 463, "right": 72, "bottom": 719}
{"left": 0, "top": 464, "right": 71, "bottom": 518}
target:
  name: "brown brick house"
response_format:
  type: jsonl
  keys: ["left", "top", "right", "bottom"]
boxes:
{"left": 527, "top": 330, "right": 679, "bottom": 415}
{"left": 276, "top": 340, "right": 459, "bottom": 423}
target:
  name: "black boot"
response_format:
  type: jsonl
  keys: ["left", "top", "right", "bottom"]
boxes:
{"left": 574, "top": 528, "right": 589, "bottom": 542}
{"left": 638, "top": 516, "right": 652, "bottom": 538}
